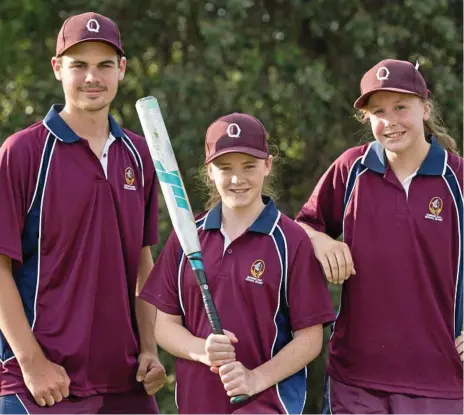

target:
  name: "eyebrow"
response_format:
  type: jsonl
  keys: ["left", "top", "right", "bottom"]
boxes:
{"left": 369, "top": 99, "right": 407, "bottom": 108}
{"left": 69, "top": 59, "right": 116, "bottom": 65}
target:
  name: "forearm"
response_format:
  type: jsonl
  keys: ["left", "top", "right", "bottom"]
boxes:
{"left": 155, "top": 320, "right": 206, "bottom": 363}
{"left": 252, "top": 325, "right": 323, "bottom": 394}
{"left": 0, "top": 256, "right": 44, "bottom": 366}
{"left": 296, "top": 221, "right": 323, "bottom": 240}
{"left": 136, "top": 247, "right": 157, "bottom": 353}
{"left": 135, "top": 298, "right": 158, "bottom": 354}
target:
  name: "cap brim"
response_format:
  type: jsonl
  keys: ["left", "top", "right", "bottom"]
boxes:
{"left": 354, "top": 88, "right": 423, "bottom": 109}
{"left": 205, "top": 146, "right": 269, "bottom": 164}
{"left": 57, "top": 39, "right": 125, "bottom": 56}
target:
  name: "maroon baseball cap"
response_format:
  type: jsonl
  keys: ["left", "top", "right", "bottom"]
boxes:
{"left": 56, "top": 12, "right": 124, "bottom": 57}
{"left": 205, "top": 113, "right": 269, "bottom": 164}
{"left": 354, "top": 59, "right": 429, "bottom": 109}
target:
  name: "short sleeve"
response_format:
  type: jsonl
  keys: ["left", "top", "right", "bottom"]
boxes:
{"left": 0, "top": 136, "right": 38, "bottom": 262}
{"left": 296, "top": 148, "right": 362, "bottom": 239}
{"left": 287, "top": 235, "right": 335, "bottom": 331}
{"left": 139, "top": 230, "right": 182, "bottom": 315}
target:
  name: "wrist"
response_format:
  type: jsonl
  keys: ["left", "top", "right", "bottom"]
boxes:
{"left": 189, "top": 338, "right": 208, "bottom": 365}
{"left": 250, "top": 367, "right": 268, "bottom": 395}
{"left": 16, "top": 345, "right": 46, "bottom": 369}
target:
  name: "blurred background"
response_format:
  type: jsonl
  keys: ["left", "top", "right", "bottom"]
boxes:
{"left": 1, "top": 0, "right": 462, "bottom": 412}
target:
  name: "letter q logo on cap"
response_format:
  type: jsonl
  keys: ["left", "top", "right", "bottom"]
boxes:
{"left": 376, "top": 66, "right": 390, "bottom": 81}
{"left": 227, "top": 123, "right": 241, "bottom": 138}
{"left": 86, "top": 18, "right": 100, "bottom": 33}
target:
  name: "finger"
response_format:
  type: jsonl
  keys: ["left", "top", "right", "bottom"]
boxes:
{"left": 342, "top": 244, "right": 356, "bottom": 276}
{"left": 222, "top": 378, "right": 242, "bottom": 392}
{"left": 209, "top": 334, "right": 235, "bottom": 344}
{"left": 145, "top": 380, "right": 165, "bottom": 395}
{"left": 35, "top": 396, "right": 46, "bottom": 407}
{"left": 144, "top": 367, "right": 166, "bottom": 384}
{"left": 43, "top": 393, "right": 55, "bottom": 407}
{"left": 60, "top": 381, "right": 70, "bottom": 399}
{"left": 136, "top": 361, "right": 149, "bottom": 382}
{"left": 59, "top": 371, "right": 70, "bottom": 398}
{"left": 218, "top": 362, "right": 237, "bottom": 376}
{"left": 211, "top": 358, "right": 236, "bottom": 367}
{"left": 206, "top": 341, "right": 235, "bottom": 353}
{"left": 327, "top": 253, "right": 340, "bottom": 284}
{"left": 51, "top": 388, "right": 63, "bottom": 403}
{"left": 210, "top": 366, "right": 220, "bottom": 374}
{"left": 223, "top": 330, "right": 239, "bottom": 343}
{"left": 319, "top": 257, "right": 333, "bottom": 283}
{"left": 227, "top": 386, "right": 248, "bottom": 397}
{"left": 334, "top": 250, "right": 347, "bottom": 281}
{"left": 457, "top": 343, "right": 463, "bottom": 354}
{"left": 455, "top": 334, "right": 463, "bottom": 346}
{"left": 210, "top": 351, "right": 236, "bottom": 361}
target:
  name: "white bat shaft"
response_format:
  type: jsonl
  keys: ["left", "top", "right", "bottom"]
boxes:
{"left": 136, "top": 96, "right": 201, "bottom": 256}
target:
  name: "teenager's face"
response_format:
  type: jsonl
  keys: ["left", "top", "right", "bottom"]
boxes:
{"left": 51, "top": 41, "right": 126, "bottom": 113}
{"left": 208, "top": 153, "right": 272, "bottom": 211}
{"left": 366, "top": 92, "right": 430, "bottom": 154}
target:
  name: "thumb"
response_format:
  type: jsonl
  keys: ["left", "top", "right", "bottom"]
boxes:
{"left": 210, "top": 366, "right": 220, "bottom": 374}
{"left": 223, "top": 329, "right": 238, "bottom": 344}
{"left": 352, "top": 266, "right": 356, "bottom": 275}
{"left": 136, "top": 359, "right": 149, "bottom": 382}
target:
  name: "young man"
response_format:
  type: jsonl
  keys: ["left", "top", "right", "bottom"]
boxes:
{"left": 0, "top": 12, "right": 165, "bottom": 414}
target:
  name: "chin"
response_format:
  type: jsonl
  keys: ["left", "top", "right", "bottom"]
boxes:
{"left": 78, "top": 101, "right": 111, "bottom": 112}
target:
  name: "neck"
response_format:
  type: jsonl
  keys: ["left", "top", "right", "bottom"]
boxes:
{"left": 59, "top": 104, "right": 110, "bottom": 141}
{"left": 221, "top": 197, "right": 266, "bottom": 240}
{"left": 385, "top": 138, "right": 431, "bottom": 179}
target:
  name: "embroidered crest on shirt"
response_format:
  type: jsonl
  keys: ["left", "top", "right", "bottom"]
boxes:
{"left": 425, "top": 197, "right": 443, "bottom": 222}
{"left": 124, "top": 167, "right": 136, "bottom": 191}
{"left": 245, "top": 259, "right": 265, "bottom": 285}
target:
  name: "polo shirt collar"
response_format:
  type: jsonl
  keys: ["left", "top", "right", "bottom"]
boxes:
{"left": 361, "top": 135, "right": 446, "bottom": 176}
{"left": 204, "top": 196, "right": 280, "bottom": 235}
{"left": 43, "top": 104, "right": 125, "bottom": 143}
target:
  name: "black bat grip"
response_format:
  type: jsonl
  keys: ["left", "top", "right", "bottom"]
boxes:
{"left": 193, "top": 268, "right": 223, "bottom": 334}
{"left": 192, "top": 267, "right": 249, "bottom": 404}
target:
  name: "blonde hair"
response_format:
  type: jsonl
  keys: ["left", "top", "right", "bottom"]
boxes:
{"left": 198, "top": 144, "right": 281, "bottom": 211}
{"left": 356, "top": 97, "right": 459, "bottom": 154}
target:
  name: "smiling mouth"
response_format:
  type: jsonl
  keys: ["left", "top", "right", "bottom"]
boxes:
{"left": 384, "top": 131, "right": 406, "bottom": 139}
{"left": 230, "top": 189, "right": 250, "bottom": 194}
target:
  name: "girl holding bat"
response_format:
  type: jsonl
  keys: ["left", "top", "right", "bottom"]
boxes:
{"left": 296, "top": 59, "right": 463, "bottom": 414}
{"left": 140, "top": 113, "right": 335, "bottom": 414}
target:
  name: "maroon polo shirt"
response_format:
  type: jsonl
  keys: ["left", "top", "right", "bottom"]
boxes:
{"left": 296, "top": 137, "right": 463, "bottom": 399}
{"left": 0, "top": 105, "right": 158, "bottom": 397}
{"left": 140, "top": 198, "right": 335, "bottom": 414}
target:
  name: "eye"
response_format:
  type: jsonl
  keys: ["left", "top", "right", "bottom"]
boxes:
{"left": 395, "top": 105, "right": 406, "bottom": 111}
{"left": 72, "top": 63, "right": 86, "bottom": 69}
{"left": 99, "top": 63, "right": 114, "bottom": 69}
{"left": 372, "top": 108, "right": 384, "bottom": 115}
{"left": 219, "top": 166, "right": 231, "bottom": 172}
{"left": 244, "top": 164, "right": 256, "bottom": 170}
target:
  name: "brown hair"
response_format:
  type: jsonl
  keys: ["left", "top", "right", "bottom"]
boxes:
{"left": 356, "top": 97, "right": 459, "bottom": 154}
{"left": 198, "top": 144, "right": 281, "bottom": 211}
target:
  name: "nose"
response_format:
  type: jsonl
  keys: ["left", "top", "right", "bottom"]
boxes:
{"left": 382, "top": 113, "right": 398, "bottom": 128}
{"left": 231, "top": 174, "right": 244, "bottom": 185}
{"left": 84, "top": 66, "right": 101, "bottom": 83}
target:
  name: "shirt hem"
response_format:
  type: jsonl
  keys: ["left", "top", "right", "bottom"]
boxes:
{"left": 327, "top": 366, "right": 463, "bottom": 399}
{"left": 138, "top": 292, "right": 180, "bottom": 315}
{"left": 0, "top": 247, "right": 22, "bottom": 263}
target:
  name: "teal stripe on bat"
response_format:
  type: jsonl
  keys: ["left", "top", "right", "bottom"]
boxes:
{"left": 187, "top": 254, "right": 204, "bottom": 270}
{"left": 154, "top": 161, "right": 189, "bottom": 210}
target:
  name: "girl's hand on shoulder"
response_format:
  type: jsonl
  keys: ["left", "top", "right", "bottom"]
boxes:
{"left": 310, "top": 232, "right": 356, "bottom": 284}
{"left": 202, "top": 329, "right": 238, "bottom": 368}
{"left": 456, "top": 333, "right": 463, "bottom": 362}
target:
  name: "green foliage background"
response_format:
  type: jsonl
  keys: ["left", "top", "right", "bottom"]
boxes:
{"left": 1, "top": 0, "right": 462, "bottom": 413}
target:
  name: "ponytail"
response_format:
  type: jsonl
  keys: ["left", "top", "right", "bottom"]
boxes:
{"left": 423, "top": 99, "right": 459, "bottom": 154}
